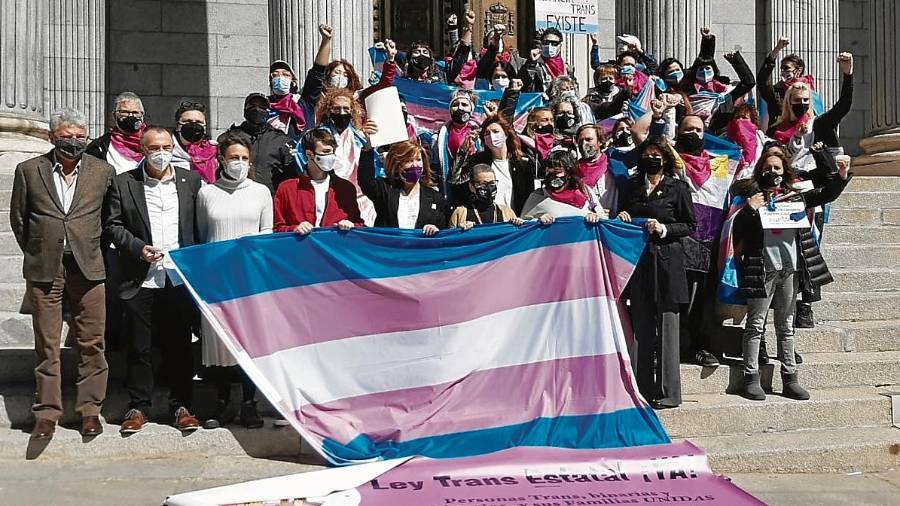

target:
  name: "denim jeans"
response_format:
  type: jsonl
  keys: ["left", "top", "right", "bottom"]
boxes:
{"left": 742, "top": 269, "right": 798, "bottom": 375}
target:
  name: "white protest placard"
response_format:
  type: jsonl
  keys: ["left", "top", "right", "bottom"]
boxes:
{"left": 535, "top": 0, "right": 599, "bottom": 34}
{"left": 759, "top": 201, "right": 811, "bottom": 229}
{"left": 364, "top": 87, "right": 408, "bottom": 148}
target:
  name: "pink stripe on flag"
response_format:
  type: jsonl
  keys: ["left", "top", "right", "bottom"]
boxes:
{"left": 210, "top": 241, "right": 637, "bottom": 358}
{"left": 293, "top": 353, "right": 645, "bottom": 445}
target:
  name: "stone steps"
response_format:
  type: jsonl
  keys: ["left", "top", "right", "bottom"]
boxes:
{"left": 844, "top": 176, "right": 900, "bottom": 192}
{"left": 680, "top": 351, "right": 900, "bottom": 395}
{"left": 821, "top": 244, "right": 900, "bottom": 268}
{"left": 658, "top": 386, "right": 893, "bottom": 439}
{"left": 788, "top": 320, "right": 900, "bottom": 353}
{"left": 812, "top": 291, "right": 900, "bottom": 321}
{"left": 824, "top": 267, "right": 900, "bottom": 292}
{"left": 823, "top": 225, "right": 900, "bottom": 245}
{"left": 689, "top": 426, "right": 900, "bottom": 473}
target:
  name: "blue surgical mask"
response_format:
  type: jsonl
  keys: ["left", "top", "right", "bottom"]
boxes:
{"left": 696, "top": 67, "right": 714, "bottom": 83}
{"left": 271, "top": 76, "right": 292, "bottom": 95}
{"left": 665, "top": 70, "right": 684, "bottom": 83}
{"left": 619, "top": 65, "right": 635, "bottom": 77}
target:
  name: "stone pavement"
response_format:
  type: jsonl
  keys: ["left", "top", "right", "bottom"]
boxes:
{"left": 0, "top": 454, "right": 897, "bottom": 505}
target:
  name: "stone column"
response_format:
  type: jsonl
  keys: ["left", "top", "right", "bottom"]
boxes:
{"left": 854, "top": 0, "right": 900, "bottom": 175}
{"left": 615, "top": 0, "right": 710, "bottom": 66}
{"left": 268, "top": 0, "right": 374, "bottom": 87}
{"left": 765, "top": 0, "right": 840, "bottom": 109}
{"left": 0, "top": 0, "right": 51, "bottom": 170}
{"left": 44, "top": 0, "right": 106, "bottom": 136}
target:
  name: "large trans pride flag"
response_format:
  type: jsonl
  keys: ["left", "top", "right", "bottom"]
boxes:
{"left": 169, "top": 218, "right": 669, "bottom": 466}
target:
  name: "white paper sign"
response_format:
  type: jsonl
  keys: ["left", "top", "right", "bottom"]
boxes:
{"left": 759, "top": 201, "right": 811, "bottom": 229}
{"left": 364, "top": 87, "right": 408, "bottom": 148}
{"left": 535, "top": 0, "right": 599, "bottom": 34}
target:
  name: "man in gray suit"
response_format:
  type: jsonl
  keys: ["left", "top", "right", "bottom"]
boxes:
{"left": 9, "top": 108, "right": 115, "bottom": 440}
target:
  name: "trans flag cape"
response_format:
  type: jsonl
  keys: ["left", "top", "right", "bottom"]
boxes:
{"left": 169, "top": 219, "right": 669, "bottom": 466}
{"left": 394, "top": 77, "right": 545, "bottom": 133}
{"left": 672, "top": 134, "right": 742, "bottom": 245}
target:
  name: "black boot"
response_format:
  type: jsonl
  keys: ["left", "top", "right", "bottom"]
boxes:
{"left": 758, "top": 339, "right": 770, "bottom": 366}
{"left": 794, "top": 351, "right": 803, "bottom": 364}
{"left": 739, "top": 373, "right": 766, "bottom": 401}
{"left": 240, "top": 401, "right": 264, "bottom": 429}
{"left": 781, "top": 372, "right": 810, "bottom": 400}
{"left": 203, "top": 400, "right": 232, "bottom": 429}
{"left": 695, "top": 349, "right": 720, "bottom": 368}
{"left": 795, "top": 302, "right": 815, "bottom": 329}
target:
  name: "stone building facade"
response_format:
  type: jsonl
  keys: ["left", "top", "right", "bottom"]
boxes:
{"left": 0, "top": 0, "right": 896, "bottom": 173}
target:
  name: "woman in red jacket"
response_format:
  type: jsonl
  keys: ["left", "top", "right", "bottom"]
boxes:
{"left": 273, "top": 128, "right": 364, "bottom": 234}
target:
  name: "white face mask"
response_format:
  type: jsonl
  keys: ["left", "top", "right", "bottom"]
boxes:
{"left": 330, "top": 74, "right": 349, "bottom": 89}
{"left": 147, "top": 150, "right": 172, "bottom": 170}
{"left": 314, "top": 153, "right": 339, "bottom": 172}
{"left": 542, "top": 43, "right": 560, "bottom": 58}
{"left": 492, "top": 77, "right": 510, "bottom": 91}
{"left": 224, "top": 160, "right": 250, "bottom": 182}
{"left": 271, "top": 76, "right": 292, "bottom": 95}
{"left": 780, "top": 70, "right": 795, "bottom": 82}
{"left": 489, "top": 131, "right": 507, "bottom": 148}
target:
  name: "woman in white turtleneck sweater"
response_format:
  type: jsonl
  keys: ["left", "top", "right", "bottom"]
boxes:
{"left": 196, "top": 132, "right": 273, "bottom": 429}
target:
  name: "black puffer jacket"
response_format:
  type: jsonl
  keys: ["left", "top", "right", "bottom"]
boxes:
{"left": 732, "top": 172, "right": 850, "bottom": 299}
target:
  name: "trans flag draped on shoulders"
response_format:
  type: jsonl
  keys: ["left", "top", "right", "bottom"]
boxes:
{"left": 168, "top": 218, "right": 669, "bottom": 466}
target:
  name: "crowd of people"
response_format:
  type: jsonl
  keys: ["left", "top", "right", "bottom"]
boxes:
{"left": 10, "top": 13, "right": 856, "bottom": 441}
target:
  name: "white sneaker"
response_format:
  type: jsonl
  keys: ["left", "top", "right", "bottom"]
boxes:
{"left": 272, "top": 418, "right": 290, "bottom": 427}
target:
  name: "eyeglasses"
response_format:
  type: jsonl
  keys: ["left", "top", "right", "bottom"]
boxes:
{"left": 179, "top": 100, "right": 206, "bottom": 111}
{"left": 115, "top": 110, "right": 143, "bottom": 118}
{"left": 56, "top": 134, "right": 90, "bottom": 142}
{"left": 543, "top": 40, "right": 562, "bottom": 47}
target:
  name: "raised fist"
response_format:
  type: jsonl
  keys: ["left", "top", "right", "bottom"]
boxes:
{"left": 319, "top": 24, "right": 333, "bottom": 39}
{"left": 837, "top": 52, "right": 854, "bottom": 75}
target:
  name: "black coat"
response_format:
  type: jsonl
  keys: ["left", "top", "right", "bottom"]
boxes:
{"left": 731, "top": 174, "right": 850, "bottom": 299}
{"left": 102, "top": 164, "right": 202, "bottom": 300}
{"left": 85, "top": 132, "right": 112, "bottom": 161}
{"left": 227, "top": 122, "right": 297, "bottom": 195}
{"left": 358, "top": 149, "right": 449, "bottom": 229}
{"left": 619, "top": 175, "right": 697, "bottom": 305}
{"left": 450, "top": 149, "right": 537, "bottom": 215}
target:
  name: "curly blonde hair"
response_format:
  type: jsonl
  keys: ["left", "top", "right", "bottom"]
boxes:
{"left": 314, "top": 87, "right": 364, "bottom": 130}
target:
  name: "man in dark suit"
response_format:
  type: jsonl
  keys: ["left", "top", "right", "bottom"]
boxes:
{"left": 103, "top": 126, "right": 202, "bottom": 434}
{"left": 9, "top": 108, "right": 115, "bottom": 440}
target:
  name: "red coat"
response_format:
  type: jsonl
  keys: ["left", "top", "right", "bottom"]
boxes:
{"left": 273, "top": 174, "right": 364, "bottom": 232}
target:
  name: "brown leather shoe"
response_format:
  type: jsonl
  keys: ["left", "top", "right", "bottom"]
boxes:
{"left": 174, "top": 407, "right": 200, "bottom": 432}
{"left": 81, "top": 416, "right": 103, "bottom": 437}
{"left": 31, "top": 419, "right": 56, "bottom": 440}
{"left": 120, "top": 409, "right": 148, "bottom": 434}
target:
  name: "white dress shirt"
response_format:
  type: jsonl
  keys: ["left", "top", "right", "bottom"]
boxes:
{"left": 52, "top": 161, "right": 80, "bottom": 251}
{"left": 491, "top": 159, "right": 513, "bottom": 208}
{"left": 142, "top": 166, "right": 181, "bottom": 289}
{"left": 397, "top": 188, "right": 420, "bottom": 229}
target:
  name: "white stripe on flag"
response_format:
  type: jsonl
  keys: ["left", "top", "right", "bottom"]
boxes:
{"left": 253, "top": 297, "right": 627, "bottom": 410}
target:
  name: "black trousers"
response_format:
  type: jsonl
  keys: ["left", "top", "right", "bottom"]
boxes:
{"left": 123, "top": 283, "right": 196, "bottom": 410}
{"left": 680, "top": 270, "right": 714, "bottom": 356}
{"left": 630, "top": 295, "right": 682, "bottom": 407}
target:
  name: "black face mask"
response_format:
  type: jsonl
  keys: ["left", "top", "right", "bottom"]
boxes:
{"left": 330, "top": 112, "right": 352, "bottom": 131}
{"left": 534, "top": 124, "right": 554, "bottom": 135}
{"left": 614, "top": 130, "right": 632, "bottom": 147}
{"left": 244, "top": 107, "right": 268, "bottom": 125}
{"left": 555, "top": 114, "right": 576, "bottom": 132}
{"left": 791, "top": 102, "right": 810, "bottom": 118}
{"left": 596, "top": 80, "right": 614, "bottom": 94}
{"left": 411, "top": 55, "right": 433, "bottom": 70}
{"left": 676, "top": 132, "right": 704, "bottom": 154}
{"left": 547, "top": 176, "right": 567, "bottom": 190}
{"left": 55, "top": 138, "right": 87, "bottom": 161}
{"left": 451, "top": 109, "right": 471, "bottom": 124}
{"left": 179, "top": 122, "right": 205, "bottom": 143}
{"left": 116, "top": 115, "right": 142, "bottom": 133}
{"left": 638, "top": 157, "right": 664, "bottom": 175}
{"left": 758, "top": 171, "right": 783, "bottom": 189}
{"left": 472, "top": 183, "right": 498, "bottom": 208}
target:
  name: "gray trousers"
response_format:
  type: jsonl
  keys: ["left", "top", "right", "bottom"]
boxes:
{"left": 742, "top": 269, "right": 798, "bottom": 375}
